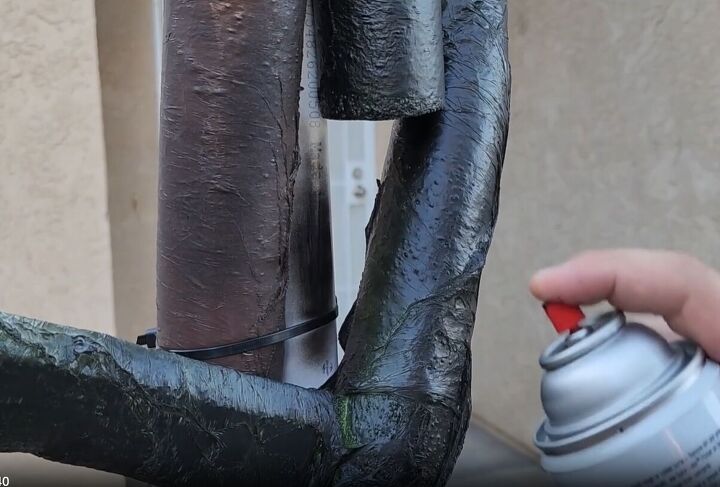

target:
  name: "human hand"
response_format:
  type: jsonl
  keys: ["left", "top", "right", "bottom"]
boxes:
{"left": 530, "top": 249, "right": 720, "bottom": 361}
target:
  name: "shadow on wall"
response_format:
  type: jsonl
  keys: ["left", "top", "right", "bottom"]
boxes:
{"left": 96, "top": 0, "right": 160, "bottom": 343}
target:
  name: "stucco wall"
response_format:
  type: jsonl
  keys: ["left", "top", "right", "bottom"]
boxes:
{"left": 0, "top": 0, "right": 121, "bottom": 483}
{"left": 96, "top": 0, "right": 159, "bottom": 342}
{"left": 472, "top": 0, "right": 720, "bottom": 451}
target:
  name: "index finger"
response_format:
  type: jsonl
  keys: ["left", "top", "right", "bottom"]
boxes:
{"left": 529, "top": 249, "right": 720, "bottom": 360}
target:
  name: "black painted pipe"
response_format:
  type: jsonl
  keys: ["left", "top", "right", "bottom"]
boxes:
{"left": 0, "top": 312, "right": 340, "bottom": 486}
{"left": 331, "top": 0, "right": 510, "bottom": 482}
{"left": 313, "top": 0, "right": 445, "bottom": 120}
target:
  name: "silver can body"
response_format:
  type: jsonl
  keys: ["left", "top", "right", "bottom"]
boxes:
{"left": 536, "top": 311, "right": 720, "bottom": 486}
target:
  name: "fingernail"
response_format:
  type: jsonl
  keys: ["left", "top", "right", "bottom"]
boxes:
{"left": 532, "top": 266, "right": 559, "bottom": 282}
{"left": 529, "top": 267, "right": 563, "bottom": 298}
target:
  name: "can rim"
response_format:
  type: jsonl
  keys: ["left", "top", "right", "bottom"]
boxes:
{"left": 539, "top": 311, "right": 624, "bottom": 370}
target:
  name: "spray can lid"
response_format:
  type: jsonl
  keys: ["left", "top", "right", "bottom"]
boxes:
{"left": 535, "top": 307, "right": 704, "bottom": 455}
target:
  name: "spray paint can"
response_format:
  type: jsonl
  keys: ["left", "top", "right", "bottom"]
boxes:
{"left": 536, "top": 305, "right": 720, "bottom": 486}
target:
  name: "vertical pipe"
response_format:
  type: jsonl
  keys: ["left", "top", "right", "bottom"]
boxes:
{"left": 283, "top": 2, "right": 338, "bottom": 387}
{"left": 313, "top": 0, "right": 444, "bottom": 120}
{"left": 157, "top": 0, "right": 306, "bottom": 378}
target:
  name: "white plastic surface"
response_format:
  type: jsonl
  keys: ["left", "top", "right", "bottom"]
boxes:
{"left": 327, "top": 120, "right": 378, "bottom": 335}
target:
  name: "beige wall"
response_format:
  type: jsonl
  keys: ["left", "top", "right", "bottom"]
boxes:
{"left": 96, "top": 0, "right": 159, "bottom": 342}
{"left": 0, "top": 0, "right": 122, "bottom": 483}
{"left": 0, "top": 0, "right": 116, "bottom": 331}
{"left": 472, "top": 0, "right": 720, "bottom": 452}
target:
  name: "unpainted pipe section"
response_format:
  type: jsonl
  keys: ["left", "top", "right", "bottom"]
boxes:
{"left": 284, "top": 2, "right": 338, "bottom": 387}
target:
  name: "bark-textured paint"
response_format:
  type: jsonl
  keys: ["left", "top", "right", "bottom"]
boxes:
{"left": 0, "top": 312, "right": 340, "bottom": 486}
{"left": 157, "top": 0, "right": 306, "bottom": 376}
{"left": 0, "top": 0, "right": 509, "bottom": 484}
{"left": 313, "top": 0, "right": 445, "bottom": 120}
{"left": 330, "top": 0, "right": 510, "bottom": 482}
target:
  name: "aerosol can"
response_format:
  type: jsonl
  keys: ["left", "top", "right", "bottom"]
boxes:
{"left": 535, "top": 304, "right": 720, "bottom": 486}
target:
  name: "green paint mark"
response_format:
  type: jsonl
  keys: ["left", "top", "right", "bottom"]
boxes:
{"left": 335, "top": 395, "right": 360, "bottom": 449}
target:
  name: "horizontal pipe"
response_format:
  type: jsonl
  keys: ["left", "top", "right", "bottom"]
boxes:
{"left": 0, "top": 311, "right": 340, "bottom": 486}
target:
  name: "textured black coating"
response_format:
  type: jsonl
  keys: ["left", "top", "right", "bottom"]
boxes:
{"left": 0, "top": 312, "right": 341, "bottom": 486}
{"left": 313, "top": 0, "right": 445, "bottom": 120}
{"left": 332, "top": 0, "right": 510, "bottom": 483}
{"left": 157, "top": 0, "right": 306, "bottom": 376}
{"left": 0, "top": 0, "right": 509, "bottom": 485}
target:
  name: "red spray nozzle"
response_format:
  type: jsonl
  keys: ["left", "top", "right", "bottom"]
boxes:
{"left": 543, "top": 303, "right": 585, "bottom": 334}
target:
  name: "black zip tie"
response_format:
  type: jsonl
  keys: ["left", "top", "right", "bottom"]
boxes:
{"left": 136, "top": 329, "right": 157, "bottom": 348}
{"left": 136, "top": 303, "right": 338, "bottom": 361}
